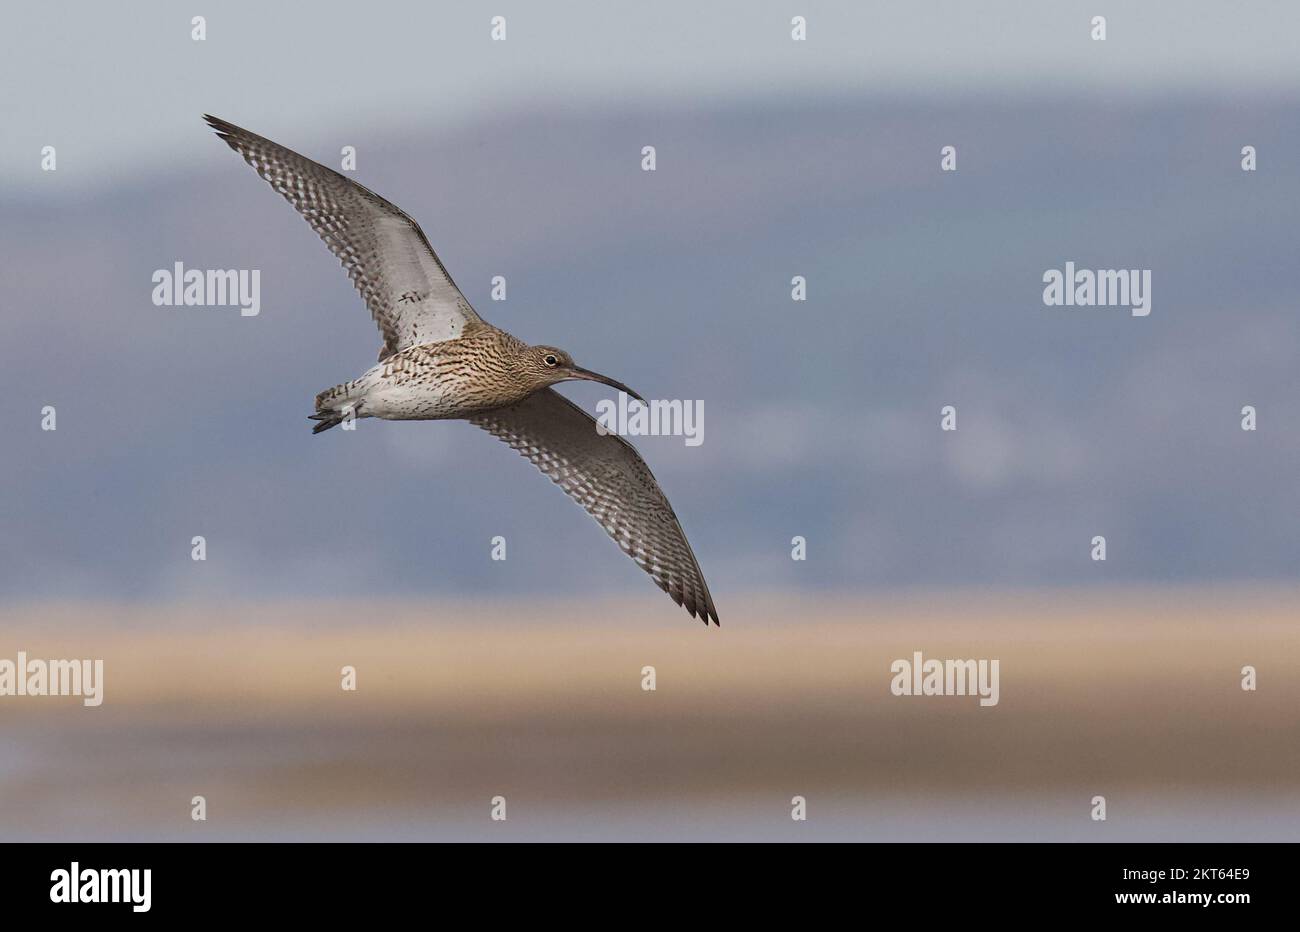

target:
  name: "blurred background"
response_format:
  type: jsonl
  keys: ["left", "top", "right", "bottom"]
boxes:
{"left": 1, "top": 1, "right": 1297, "bottom": 840}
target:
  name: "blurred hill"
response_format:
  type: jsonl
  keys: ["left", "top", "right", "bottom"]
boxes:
{"left": 4, "top": 97, "right": 1300, "bottom": 602}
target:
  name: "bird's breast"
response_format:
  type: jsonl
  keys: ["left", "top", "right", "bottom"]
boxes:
{"left": 364, "top": 342, "right": 533, "bottom": 418}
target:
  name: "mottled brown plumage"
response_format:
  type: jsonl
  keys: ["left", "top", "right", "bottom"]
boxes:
{"left": 205, "top": 115, "right": 719, "bottom": 625}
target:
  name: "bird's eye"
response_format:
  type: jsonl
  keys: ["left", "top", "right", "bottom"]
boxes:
{"left": 544, "top": 354, "right": 558, "bottom": 367}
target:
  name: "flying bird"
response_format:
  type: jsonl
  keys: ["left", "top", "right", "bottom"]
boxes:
{"left": 204, "top": 115, "right": 718, "bottom": 625}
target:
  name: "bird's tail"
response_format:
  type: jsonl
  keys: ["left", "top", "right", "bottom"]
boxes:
{"left": 310, "top": 380, "right": 361, "bottom": 434}
{"left": 308, "top": 411, "right": 345, "bottom": 434}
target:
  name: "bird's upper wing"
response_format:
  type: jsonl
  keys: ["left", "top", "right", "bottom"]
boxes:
{"left": 204, "top": 114, "right": 483, "bottom": 360}
{"left": 471, "top": 388, "right": 719, "bottom": 625}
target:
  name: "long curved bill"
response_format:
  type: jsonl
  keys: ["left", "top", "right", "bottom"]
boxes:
{"left": 568, "top": 367, "right": 647, "bottom": 405}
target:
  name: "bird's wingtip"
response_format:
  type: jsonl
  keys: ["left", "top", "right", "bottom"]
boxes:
{"left": 202, "top": 114, "right": 239, "bottom": 142}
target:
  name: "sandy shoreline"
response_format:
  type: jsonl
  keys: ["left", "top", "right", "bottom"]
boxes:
{"left": 2, "top": 590, "right": 1296, "bottom": 840}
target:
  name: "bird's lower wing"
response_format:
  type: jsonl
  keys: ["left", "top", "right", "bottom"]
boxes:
{"left": 470, "top": 388, "right": 718, "bottom": 625}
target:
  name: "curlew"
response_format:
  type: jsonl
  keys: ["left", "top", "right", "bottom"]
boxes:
{"left": 204, "top": 116, "right": 718, "bottom": 625}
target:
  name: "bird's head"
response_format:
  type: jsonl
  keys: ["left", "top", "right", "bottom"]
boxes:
{"left": 525, "top": 345, "right": 646, "bottom": 403}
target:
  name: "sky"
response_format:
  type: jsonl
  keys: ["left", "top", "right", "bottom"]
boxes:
{"left": 4, "top": 1, "right": 1300, "bottom": 197}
